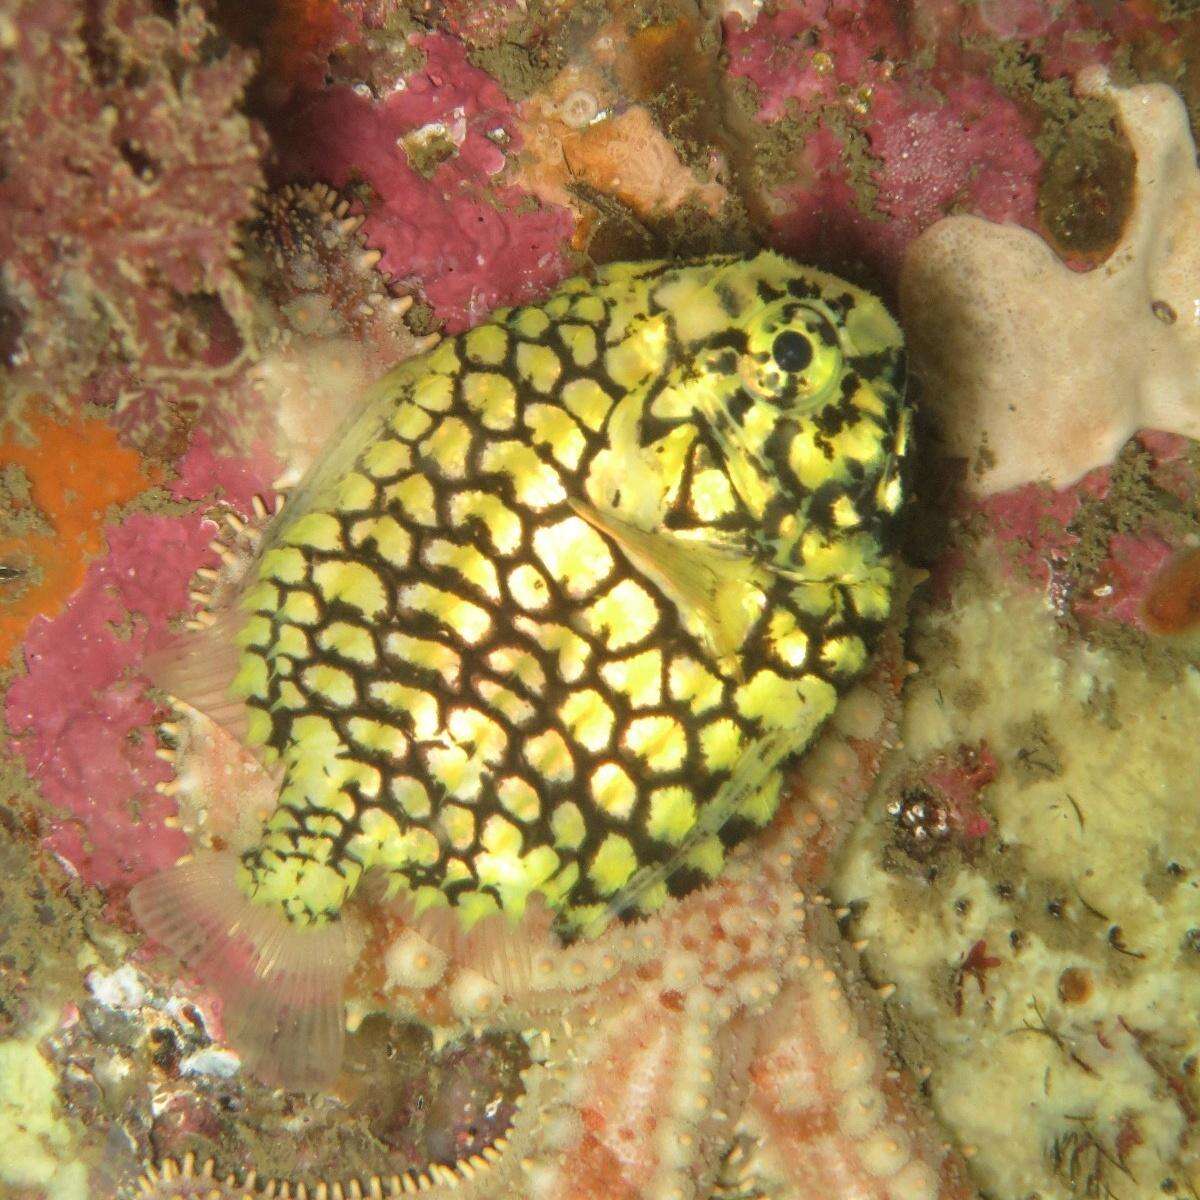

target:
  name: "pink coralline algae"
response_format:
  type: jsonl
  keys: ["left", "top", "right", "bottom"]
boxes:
{"left": 7, "top": 514, "right": 205, "bottom": 891}
{"left": 0, "top": 0, "right": 265, "bottom": 400}
{"left": 866, "top": 78, "right": 1040, "bottom": 238}
{"left": 961, "top": 0, "right": 1178, "bottom": 79}
{"left": 276, "top": 33, "right": 575, "bottom": 332}
{"left": 977, "top": 470, "right": 1112, "bottom": 593}
{"left": 727, "top": 0, "right": 908, "bottom": 122}
{"left": 6, "top": 438, "right": 276, "bottom": 892}
{"left": 922, "top": 743, "right": 997, "bottom": 845}
{"left": 975, "top": 432, "right": 1200, "bottom": 633}
{"left": 169, "top": 432, "right": 281, "bottom": 514}
{"left": 1078, "top": 530, "right": 1176, "bottom": 630}
{"left": 724, "top": 1, "right": 1042, "bottom": 271}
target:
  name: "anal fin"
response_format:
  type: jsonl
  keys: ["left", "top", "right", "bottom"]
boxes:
{"left": 130, "top": 852, "right": 355, "bottom": 1091}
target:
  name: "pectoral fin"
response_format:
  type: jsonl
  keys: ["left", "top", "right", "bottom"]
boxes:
{"left": 131, "top": 852, "right": 355, "bottom": 1091}
{"left": 568, "top": 497, "right": 767, "bottom": 661}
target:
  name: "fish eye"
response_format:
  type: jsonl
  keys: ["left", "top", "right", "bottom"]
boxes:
{"left": 741, "top": 301, "right": 844, "bottom": 405}
{"left": 771, "top": 330, "right": 813, "bottom": 373}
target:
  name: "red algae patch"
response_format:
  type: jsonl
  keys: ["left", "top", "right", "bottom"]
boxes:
{"left": 1142, "top": 547, "right": 1200, "bottom": 635}
{"left": 0, "top": 407, "right": 159, "bottom": 661}
{"left": 276, "top": 32, "right": 574, "bottom": 332}
{"left": 5, "top": 438, "right": 276, "bottom": 890}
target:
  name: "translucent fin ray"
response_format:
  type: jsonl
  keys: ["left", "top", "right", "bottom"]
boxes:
{"left": 410, "top": 895, "right": 554, "bottom": 996}
{"left": 569, "top": 496, "right": 764, "bottom": 660}
{"left": 130, "top": 852, "right": 353, "bottom": 1091}
{"left": 143, "top": 612, "right": 251, "bottom": 744}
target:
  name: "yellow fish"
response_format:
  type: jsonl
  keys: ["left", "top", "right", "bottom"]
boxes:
{"left": 132, "top": 251, "right": 908, "bottom": 1089}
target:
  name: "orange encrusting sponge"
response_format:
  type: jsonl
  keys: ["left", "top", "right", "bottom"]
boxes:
{"left": 1142, "top": 547, "right": 1200, "bottom": 635}
{"left": 0, "top": 407, "right": 158, "bottom": 660}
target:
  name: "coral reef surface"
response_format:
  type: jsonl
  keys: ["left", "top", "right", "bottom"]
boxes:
{"left": 2, "top": 2, "right": 1200, "bottom": 1200}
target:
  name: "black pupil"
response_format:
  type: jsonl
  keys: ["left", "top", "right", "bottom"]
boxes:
{"left": 772, "top": 330, "right": 813, "bottom": 373}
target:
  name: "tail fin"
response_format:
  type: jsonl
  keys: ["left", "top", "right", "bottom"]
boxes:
{"left": 130, "top": 853, "right": 353, "bottom": 1091}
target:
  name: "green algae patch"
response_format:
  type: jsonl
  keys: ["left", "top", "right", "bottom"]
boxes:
{"left": 0, "top": 766, "right": 98, "bottom": 1041}
{"left": 577, "top": 184, "right": 754, "bottom": 265}
{"left": 1062, "top": 444, "right": 1163, "bottom": 592}
{"left": 464, "top": 0, "right": 612, "bottom": 101}
{"left": 0, "top": 757, "right": 111, "bottom": 1196}
{"left": 966, "top": 33, "right": 1142, "bottom": 265}
{"left": 401, "top": 125, "right": 461, "bottom": 179}
{"left": 1036, "top": 112, "right": 1135, "bottom": 265}
{"left": 966, "top": 34, "right": 1121, "bottom": 152}
{"left": 1062, "top": 441, "right": 1200, "bottom": 678}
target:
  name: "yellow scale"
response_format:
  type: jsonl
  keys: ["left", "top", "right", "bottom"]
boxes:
{"left": 229, "top": 250, "right": 908, "bottom": 938}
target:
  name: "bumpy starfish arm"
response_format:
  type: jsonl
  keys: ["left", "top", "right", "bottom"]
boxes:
{"left": 122, "top": 1062, "right": 564, "bottom": 1199}
{"left": 734, "top": 904, "right": 976, "bottom": 1200}
{"left": 522, "top": 980, "right": 753, "bottom": 1200}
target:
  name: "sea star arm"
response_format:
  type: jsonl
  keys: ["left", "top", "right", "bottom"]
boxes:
{"left": 524, "top": 983, "right": 747, "bottom": 1200}
{"left": 734, "top": 904, "right": 977, "bottom": 1200}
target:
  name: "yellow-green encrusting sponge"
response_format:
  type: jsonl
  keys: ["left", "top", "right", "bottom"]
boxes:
{"left": 132, "top": 251, "right": 908, "bottom": 1089}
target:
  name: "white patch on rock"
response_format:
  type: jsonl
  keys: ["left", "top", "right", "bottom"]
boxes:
{"left": 901, "top": 69, "right": 1200, "bottom": 494}
{"left": 86, "top": 965, "right": 146, "bottom": 1011}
